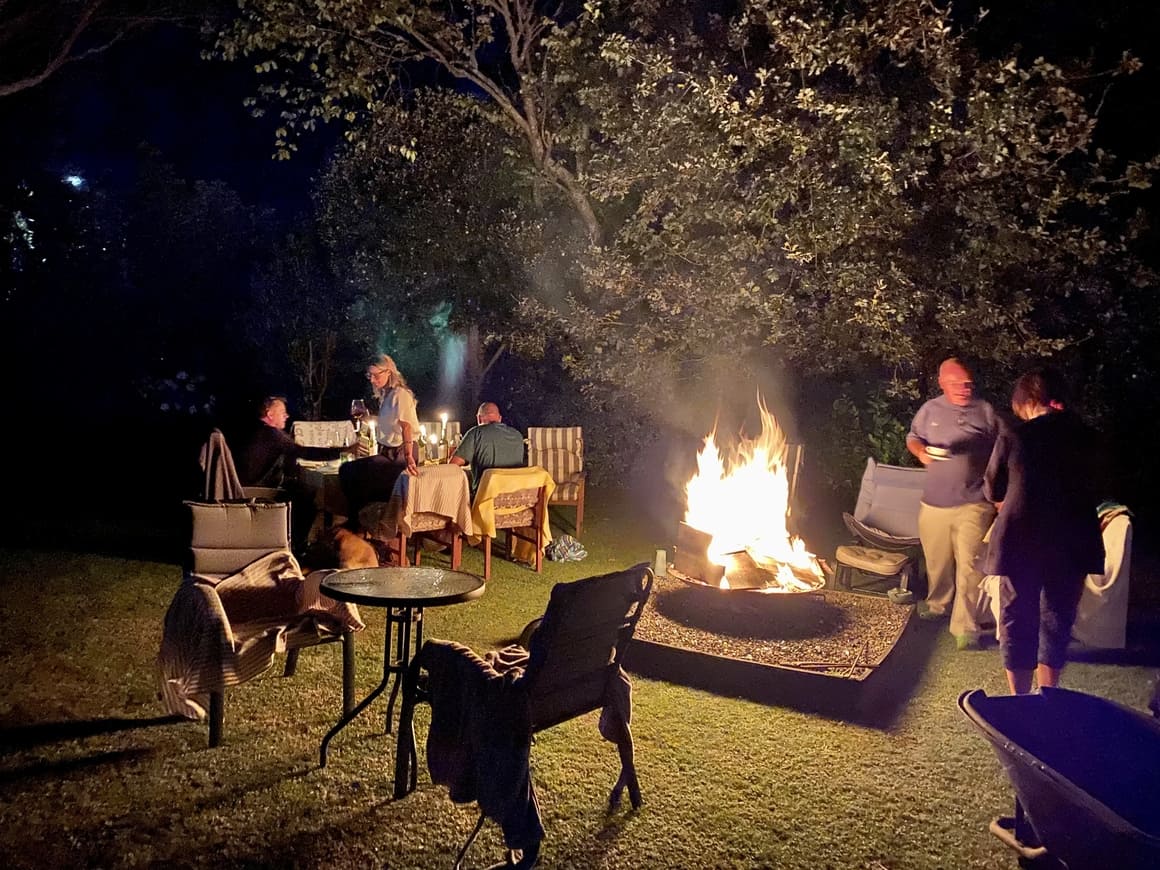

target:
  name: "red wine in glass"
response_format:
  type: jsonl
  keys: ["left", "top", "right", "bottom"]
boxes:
{"left": 351, "top": 399, "right": 367, "bottom": 434}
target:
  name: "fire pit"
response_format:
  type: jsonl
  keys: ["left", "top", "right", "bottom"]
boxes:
{"left": 626, "top": 574, "right": 925, "bottom": 720}
{"left": 623, "top": 396, "right": 929, "bottom": 720}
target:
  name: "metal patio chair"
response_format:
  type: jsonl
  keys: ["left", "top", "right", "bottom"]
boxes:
{"left": 158, "top": 500, "right": 358, "bottom": 746}
{"left": 833, "top": 458, "right": 926, "bottom": 601}
{"left": 394, "top": 562, "right": 654, "bottom": 868}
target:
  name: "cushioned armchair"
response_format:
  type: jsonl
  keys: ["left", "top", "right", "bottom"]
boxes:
{"left": 158, "top": 501, "right": 362, "bottom": 746}
{"left": 526, "top": 427, "right": 586, "bottom": 537}
{"left": 395, "top": 562, "right": 654, "bottom": 869}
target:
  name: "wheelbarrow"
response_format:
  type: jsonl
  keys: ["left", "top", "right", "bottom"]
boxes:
{"left": 959, "top": 687, "right": 1160, "bottom": 869}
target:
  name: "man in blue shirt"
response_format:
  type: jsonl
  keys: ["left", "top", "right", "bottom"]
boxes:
{"left": 907, "top": 358, "right": 1001, "bottom": 649}
{"left": 451, "top": 402, "right": 527, "bottom": 497}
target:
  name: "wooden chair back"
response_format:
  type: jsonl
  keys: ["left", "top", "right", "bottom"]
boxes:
{"left": 526, "top": 426, "right": 586, "bottom": 536}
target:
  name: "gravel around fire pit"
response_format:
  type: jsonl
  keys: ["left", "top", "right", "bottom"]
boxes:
{"left": 635, "top": 573, "right": 912, "bottom": 679}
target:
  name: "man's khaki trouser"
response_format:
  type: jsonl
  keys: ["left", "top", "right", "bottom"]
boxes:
{"left": 918, "top": 501, "right": 996, "bottom": 638}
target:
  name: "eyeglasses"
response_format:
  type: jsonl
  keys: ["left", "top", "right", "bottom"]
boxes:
{"left": 366, "top": 369, "right": 386, "bottom": 379}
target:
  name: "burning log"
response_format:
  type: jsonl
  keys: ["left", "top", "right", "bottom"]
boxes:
{"left": 677, "top": 394, "right": 825, "bottom": 594}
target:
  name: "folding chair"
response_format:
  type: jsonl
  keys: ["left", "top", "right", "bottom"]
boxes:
{"left": 833, "top": 458, "right": 926, "bottom": 600}
{"left": 526, "top": 426, "right": 586, "bottom": 537}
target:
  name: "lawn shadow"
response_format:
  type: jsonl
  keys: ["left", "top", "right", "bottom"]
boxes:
{"left": 0, "top": 714, "right": 187, "bottom": 753}
{"left": 0, "top": 747, "right": 157, "bottom": 785}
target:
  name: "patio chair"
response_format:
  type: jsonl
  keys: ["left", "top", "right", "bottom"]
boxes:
{"left": 833, "top": 458, "right": 926, "bottom": 600}
{"left": 526, "top": 426, "right": 586, "bottom": 537}
{"left": 472, "top": 466, "right": 555, "bottom": 580}
{"left": 198, "top": 428, "right": 281, "bottom": 502}
{"left": 359, "top": 465, "right": 474, "bottom": 570}
{"left": 158, "top": 500, "right": 360, "bottom": 746}
{"left": 292, "top": 420, "right": 356, "bottom": 448}
{"left": 394, "top": 562, "right": 654, "bottom": 868}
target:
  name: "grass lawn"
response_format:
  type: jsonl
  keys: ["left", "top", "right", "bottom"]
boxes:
{"left": 0, "top": 491, "right": 1156, "bottom": 869}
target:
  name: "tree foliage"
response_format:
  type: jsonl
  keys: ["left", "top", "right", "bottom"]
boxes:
{"left": 219, "top": 0, "right": 1160, "bottom": 492}
{"left": 315, "top": 91, "right": 587, "bottom": 407}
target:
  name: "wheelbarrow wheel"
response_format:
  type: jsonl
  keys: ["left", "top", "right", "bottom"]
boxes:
{"left": 517, "top": 617, "right": 543, "bottom": 650}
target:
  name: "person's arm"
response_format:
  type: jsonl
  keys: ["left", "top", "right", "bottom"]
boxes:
{"left": 984, "top": 430, "right": 1010, "bottom": 507}
{"left": 906, "top": 404, "right": 932, "bottom": 465}
{"left": 450, "top": 427, "right": 475, "bottom": 467}
{"left": 400, "top": 419, "right": 418, "bottom": 474}
{"left": 906, "top": 434, "right": 931, "bottom": 466}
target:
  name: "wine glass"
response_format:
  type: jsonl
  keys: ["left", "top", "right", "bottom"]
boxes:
{"left": 350, "top": 399, "right": 367, "bottom": 434}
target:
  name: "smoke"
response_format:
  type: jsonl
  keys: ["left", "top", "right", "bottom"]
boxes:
{"left": 436, "top": 332, "right": 466, "bottom": 410}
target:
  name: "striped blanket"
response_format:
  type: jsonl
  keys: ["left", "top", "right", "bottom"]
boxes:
{"left": 158, "top": 550, "right": 364, "bottom": 720}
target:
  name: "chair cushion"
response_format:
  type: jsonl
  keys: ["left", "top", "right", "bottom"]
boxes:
{"left": 187, "top": 501, "right": 290, "bottom": 575}
{"left": 527, "top": 428, "right": 584, "bottom": 485}
{"left": 836, "top": 545, "right": 912, "bottom": 576}
{"left": 551, "top": 480, "right": 583, "bottom": 503}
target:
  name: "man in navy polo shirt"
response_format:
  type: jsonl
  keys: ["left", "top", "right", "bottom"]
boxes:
{"left": 907, "top": 358, "right": 1001, "bottom": 649}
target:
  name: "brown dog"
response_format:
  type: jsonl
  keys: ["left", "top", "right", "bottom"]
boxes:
{"left": 302, "top": 526, "right": 380, "bottom": 570}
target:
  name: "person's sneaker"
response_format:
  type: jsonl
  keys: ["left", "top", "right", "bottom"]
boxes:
{"left": 916, "top": 601, "right": 947, "bottom": 621}
{"left": 955, "top": 633, "right": 983, "bottom": 651}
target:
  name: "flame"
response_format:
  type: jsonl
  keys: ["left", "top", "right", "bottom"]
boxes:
{"left": 683, "top": 396, "right": 823, "bottom": 592}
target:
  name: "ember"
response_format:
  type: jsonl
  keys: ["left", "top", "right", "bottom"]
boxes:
{"left": 677, "top": 396, "right": 824, "bottom": 593}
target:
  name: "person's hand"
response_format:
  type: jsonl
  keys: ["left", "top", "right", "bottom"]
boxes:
{"left": 405, "top": 458, "right": 419, "bottom": 476}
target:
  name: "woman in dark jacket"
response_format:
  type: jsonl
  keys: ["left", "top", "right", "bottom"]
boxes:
{"left": 984, "top": 369, "right": 1104, "bottom": 694}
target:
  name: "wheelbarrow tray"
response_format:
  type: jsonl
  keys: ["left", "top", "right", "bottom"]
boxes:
{"left": 959, "top": 687, "right": 1160, "bottom": 869}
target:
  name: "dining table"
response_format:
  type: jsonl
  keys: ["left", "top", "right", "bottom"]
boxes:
{"left": 318, "top": 565, "right": 485, "bottom": 767}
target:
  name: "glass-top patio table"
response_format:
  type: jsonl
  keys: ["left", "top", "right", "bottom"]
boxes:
{"left": 318, "top": 566, "right": 485, "bottom": 767}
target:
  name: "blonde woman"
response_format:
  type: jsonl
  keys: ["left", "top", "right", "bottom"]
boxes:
{"left": 340, "top": 354, "right": 420, "bottom": 529}
{"left": 367, "top": 354, "right": 420, "bottom": 471}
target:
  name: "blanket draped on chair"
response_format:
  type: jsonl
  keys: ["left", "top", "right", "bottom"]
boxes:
{"left": 158, "top": 551, "right": 364, "bottom": 720}
{"left": 416, "top": 638, "right": 631, "bottom": 852}
{"left": 469, "top": 467, "right": 555, "bottom": 563}
{"left": 199, "top": 429, "right": 245, "bottom": 501}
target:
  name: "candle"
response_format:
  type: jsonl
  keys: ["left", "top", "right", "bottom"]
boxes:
{"left": 440, "top": 412, "right": 448, "bottom": 438}
{"left": 419, "top": 424, "right": 427, "bottom": 443}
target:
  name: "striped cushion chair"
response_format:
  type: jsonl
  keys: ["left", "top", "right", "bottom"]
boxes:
{"left": 292, "top": 420, "right": 356, "bottom": 448}
{"left": 526, "top": 427, "right": 587, "bottom": 537}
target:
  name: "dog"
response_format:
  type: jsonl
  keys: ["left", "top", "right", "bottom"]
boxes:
{"left": 302, "top": 526, "right": 381, "bottom": 570}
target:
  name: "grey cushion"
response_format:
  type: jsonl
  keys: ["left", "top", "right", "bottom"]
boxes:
{"left": 186, "top": 501, "right": 291, "bottom": 576}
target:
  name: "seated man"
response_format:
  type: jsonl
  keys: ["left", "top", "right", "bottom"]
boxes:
{"left": 450, "top": 402, "right": 527, "bottom": 497}
{"left": 238, "top": 396, "right": 353, "bottom": 547}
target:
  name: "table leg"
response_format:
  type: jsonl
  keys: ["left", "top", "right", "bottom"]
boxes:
{"left": 320, "top": 614, "right": 396, "bottom": 768}
{"left": 385, "top": 606, "right": 423, "bottom": 733}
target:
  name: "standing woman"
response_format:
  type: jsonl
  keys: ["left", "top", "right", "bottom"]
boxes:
{"left": 339, "top": 354, "right": 420, "bottom": 527}
{"left": 984, "top": 369, "right": 1104, "bottom": 694}
{"left": 368, "top": 354, "right": 420, "bottom": 473}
